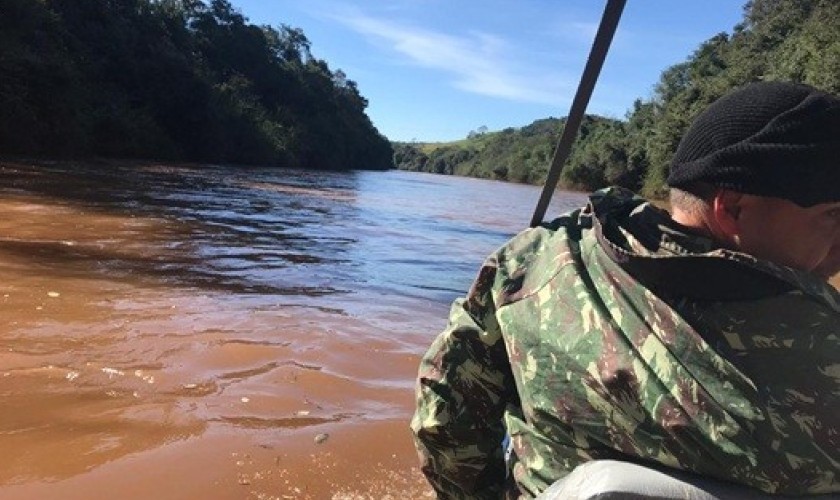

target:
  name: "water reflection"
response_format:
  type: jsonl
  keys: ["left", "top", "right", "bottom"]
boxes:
{"left": 0, "top": 162, "right": 584, "bottom": 309}
{"left": 0, "top": 161, "right": 585, "bottom": 496}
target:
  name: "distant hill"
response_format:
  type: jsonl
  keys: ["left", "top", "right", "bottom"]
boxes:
{"left": 0, "top": 0, "right": 392, "bottom": 170}
{"left": 395, "top": 0, "right": 839, "bottom": 195}
{"left": 393, "top": 115, "right": 635, "bottom": 191}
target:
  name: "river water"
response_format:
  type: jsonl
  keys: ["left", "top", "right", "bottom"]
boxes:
{"left": 0, "top": 161, "right": 585, "bottom": 499}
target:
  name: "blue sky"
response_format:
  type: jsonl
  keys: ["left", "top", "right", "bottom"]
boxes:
{"left": 231, "top": 0, "right": 746, "bottom": 142}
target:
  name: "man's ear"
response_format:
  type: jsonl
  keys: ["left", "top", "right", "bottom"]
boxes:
{"left": 711, "top": 189, "right": 743, "bottom": 245}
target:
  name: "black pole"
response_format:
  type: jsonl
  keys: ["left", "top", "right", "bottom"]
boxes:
{"left": 530, "top": 0, "right": 627, "bottom": 227}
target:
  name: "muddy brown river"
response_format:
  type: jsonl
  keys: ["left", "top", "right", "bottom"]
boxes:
{"left": 3, "top": 161, "right": 836, "bottom": 499}
{"left": 0, "top": 161, "right": 586, "bottom": 499}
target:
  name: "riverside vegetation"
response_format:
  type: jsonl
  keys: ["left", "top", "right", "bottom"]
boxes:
{"left": 0, "top": 0, "right": 392, "bottom": 170}
{"left": 1, "top": 0, "right": 837, "bottom": 196}
{"left": 393, "top": 0, "right": 840, "bottom": 197}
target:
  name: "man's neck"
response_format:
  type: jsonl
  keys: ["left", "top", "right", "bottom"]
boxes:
{"left": 670, "top": 208, "right": 730, "bottom": 249}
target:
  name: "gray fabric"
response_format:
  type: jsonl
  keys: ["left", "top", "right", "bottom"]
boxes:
{"left": 536, "top": 461, "right": 840, "bottom": 500}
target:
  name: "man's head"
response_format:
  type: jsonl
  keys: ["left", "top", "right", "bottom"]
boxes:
{"left": 667, "top": 81, "right": 840, "bottom": 279}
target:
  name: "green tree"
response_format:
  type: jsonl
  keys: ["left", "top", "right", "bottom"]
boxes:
{"left": 0, "top": 0, "right": 392, "bottom": 170}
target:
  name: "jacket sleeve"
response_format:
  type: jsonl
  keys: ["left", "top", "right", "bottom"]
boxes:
{"left": 410, "top": 261, "right": 516, "bottom": 499}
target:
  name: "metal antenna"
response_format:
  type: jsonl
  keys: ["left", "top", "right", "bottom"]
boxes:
{"left": 530, "top": 0, "right": 627, "bottom": 227}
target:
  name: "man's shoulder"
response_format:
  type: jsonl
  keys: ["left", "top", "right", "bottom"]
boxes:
{"left": 496, "top": 187, "right": 644, "bottom": 253}
{"left": 485, "top": 213, "right": 583, "bottom": 308}
{"left": 488, "top": 188, "right": 650, "bottom": 306}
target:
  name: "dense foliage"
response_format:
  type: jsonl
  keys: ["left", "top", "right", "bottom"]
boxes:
{"left": 395, "top": 0, "right": 840, "bottom": 195}
{"left": 393, "top": 116, "right": 629, "bottom": 190}
{"left": 0, "top": 0, "right": 393, "bottom": 170}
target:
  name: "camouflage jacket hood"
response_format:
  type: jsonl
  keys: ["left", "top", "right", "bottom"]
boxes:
{"left": 412, "top": 187, "right": 840, "bottom": 499}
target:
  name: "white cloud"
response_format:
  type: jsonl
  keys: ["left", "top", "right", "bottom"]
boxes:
{"left": 330, "top": 9, "right": 576, "bottom": 106}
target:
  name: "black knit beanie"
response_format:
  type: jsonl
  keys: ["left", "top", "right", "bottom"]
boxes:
{"left": 667, "top": 81, "right": 840, "bottom": 207}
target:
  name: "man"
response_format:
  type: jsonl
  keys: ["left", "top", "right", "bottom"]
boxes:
{"left": 411, "top": 81, "right": 840, "bottom": 499}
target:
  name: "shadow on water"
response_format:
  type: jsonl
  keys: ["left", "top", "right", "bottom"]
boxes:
{"left": 0, "top": 160, "right": 591, "bottom": 318}
{"left": 0, "top": 238, "right": 343, "bottom": 296}
{"left": 0, "top": 160, "right": 362, "bottom": 297}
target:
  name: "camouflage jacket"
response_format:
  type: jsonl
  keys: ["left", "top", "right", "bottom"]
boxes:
{"left": 411, "top": 187, "right": 840, "bottom": 499}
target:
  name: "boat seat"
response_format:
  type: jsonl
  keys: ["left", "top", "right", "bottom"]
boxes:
{"left": 536, "top": 460, "right": 839, "bottom": 499}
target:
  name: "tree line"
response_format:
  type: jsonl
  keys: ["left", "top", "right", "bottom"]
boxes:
{"left": 394, "top": 0, "right": 839, "bottom": 196}
{"left": 0, "top": 0, "right": 393, "bottom": 170}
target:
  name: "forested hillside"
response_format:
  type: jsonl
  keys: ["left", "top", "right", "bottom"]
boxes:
{"left": 394, "top": 0, "right": 839, "bottom": 195}
{"left": 0, "top": 0, "right": 393, "bottom": 170}
{"left": 393, "top": 116, "right": 630, "bottom": 190}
